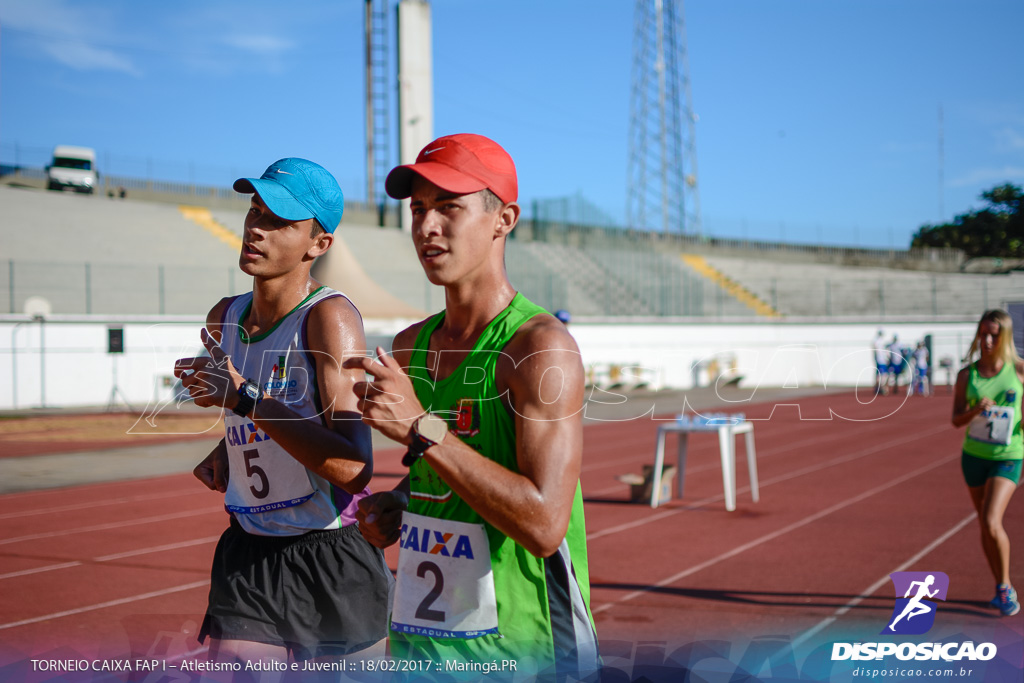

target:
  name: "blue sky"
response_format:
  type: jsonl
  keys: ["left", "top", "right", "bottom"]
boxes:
{"left": 0, "top": 0, "right": 1021, "bottom": 248}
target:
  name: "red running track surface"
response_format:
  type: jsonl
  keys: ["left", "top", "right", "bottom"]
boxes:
{"left": 1, "top": 390, "right": 1021, "bottom": 681}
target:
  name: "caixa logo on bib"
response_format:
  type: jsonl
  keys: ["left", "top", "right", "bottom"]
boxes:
{"left": 883, "top": 571, "right": 948, "bottom": 635}
{"left": 399, "top": 522, "right": 476, "bottom": 559}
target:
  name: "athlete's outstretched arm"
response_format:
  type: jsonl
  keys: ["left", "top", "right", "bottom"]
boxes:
{"left": 356, "top": 475, "right": 410, "bottom": 549}
{"left": 188, "top": 299, "right": 233, "bottom": 492}
{"left": 347, "top": 316, "right": 583, "bottom": 558}
{"left": 951, "top": 366, "right": 994, "bottom": 428}
{"left": 175, "top": 296, "right": 373, "bottom": 494}
{"left": 194, "top": 438, "right": 228, "bottom": 492}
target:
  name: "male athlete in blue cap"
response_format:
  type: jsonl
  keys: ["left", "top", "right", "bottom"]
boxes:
{"left": 174, "top": 158, "right": 393, "bottom": 665}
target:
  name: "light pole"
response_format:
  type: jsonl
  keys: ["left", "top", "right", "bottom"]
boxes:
{"left": 9, "top": 313, "right": 45, "bottom": 409}
{"left": 37, "top": 313, "right": 46, "bottom": 408}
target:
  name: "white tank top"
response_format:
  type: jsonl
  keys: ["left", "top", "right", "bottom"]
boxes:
{"left": 219, "top": 286, "right": 368, "bottom": 536}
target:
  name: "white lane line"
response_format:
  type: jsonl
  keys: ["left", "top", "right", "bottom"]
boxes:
{"left": 0, "top": 536, "right": 222, "bottom": 580}
{"left": 0, "top": 507, "right": 222, "bottom": 546}
{"left": 93, "top": 535, "right": 222, "bottom": 562}
{"left": 591, "top": 451, "right": 959, "bottom": 614}
{"left": 0, "top": 580, "right": 210, "bottom": 631}
{"left": 586, "top": 429, "right": 837, "bottom": 497}
{"left": 0, "top": 561, "right": 83, "bottom": 580}
{"left": 791, "top": 512, "right": 978, "bottom": 648}
{"left": 91, "top": 645, "right": 212, "bottom": 683}
{"left": 586, "top": 424, "right": 949, "bottom": 542}
{"left": 581, "top": 419, "right": 798, "bottom": 474}
{"left": 584, "top": 417, "right": 927, "bottom": 495}
{"left": 170, "top": 645, "right": 210, "bottom": 661}
{"left": 0, "top": 488, "right": 203, "bottom": 521}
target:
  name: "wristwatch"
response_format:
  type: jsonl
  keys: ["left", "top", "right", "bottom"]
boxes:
{"left": 233, "top": 379, "right": 263, "bottom": 417}
{"left": 402, "top": 414, "right": 449, "bottom": 467}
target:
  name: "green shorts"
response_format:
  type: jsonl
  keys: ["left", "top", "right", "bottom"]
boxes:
{"left": 961, "top": 451, "right": 1023, "bottom": 488}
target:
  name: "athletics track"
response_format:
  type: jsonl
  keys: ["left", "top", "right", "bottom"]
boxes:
{"left": 0, "top": 389, "right": 1021, "bottom": 681}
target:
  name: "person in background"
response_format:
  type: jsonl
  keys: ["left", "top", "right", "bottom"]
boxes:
{"left": 951, "top": 309, "right": 1023, "bottom": 617}
{"left": 873, "top": 330, "right": 890, "bottom": 395}
{"left": 911, "top": 340, "right": 931, "bottom": 397}
{"left": 887, "top": 334, "right": 904, "bottom": 395}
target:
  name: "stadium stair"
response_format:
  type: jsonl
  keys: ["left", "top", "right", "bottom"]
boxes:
{"left": 508, "top": 242, "right": 655, "bottom": 316}
{"left": 680, "top": 253, "right": 781, "bottom": 317}
{"left": 179, "top": 206, "right": 242, "bottom": 250}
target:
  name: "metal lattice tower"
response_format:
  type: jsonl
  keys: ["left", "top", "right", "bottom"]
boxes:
{"left": 627, "top": 0, "right": 702, "bottom": 235}
{"left": 364, "top": 0, "right": 391, "bottom": 222}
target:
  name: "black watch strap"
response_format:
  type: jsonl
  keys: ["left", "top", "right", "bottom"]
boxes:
{"left": 402, "top": 414, "right": 447, "bottom": 467}
{"left": 402, "top": 435, "right": 431, "bottom": 467}
{"left": 232, "top": 379, "right": 262, "bottom": 417}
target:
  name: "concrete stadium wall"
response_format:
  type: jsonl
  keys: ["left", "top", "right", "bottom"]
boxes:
{"left": 569, "top": 318, "right": 978, "bottom": 396}
{"left": 0, "top": 316, "right": 409, "bottom": 412}
{"left": 0, "top": 315, "right": 979, "bottom": 412}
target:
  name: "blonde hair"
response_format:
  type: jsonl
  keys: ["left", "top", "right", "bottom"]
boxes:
{"left": 963, "top": 309, "right": 1023, "bottom": 366}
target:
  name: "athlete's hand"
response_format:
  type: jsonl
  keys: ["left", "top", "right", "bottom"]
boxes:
{"left": 194, "top": 440, "right": 229, "bottom": 493}
{"left": 977, "top": 397, "right": 996, "bottom": 413}
{"left": 174, "top": 329, "right": 244, "bottom": 411}
{"left": 356, "top": 489, "right": 409, "bottom": 548}
{"left": 344, "top": 346, "right": 425, "bottom": 445}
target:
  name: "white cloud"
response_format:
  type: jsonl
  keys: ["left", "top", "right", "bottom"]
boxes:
{"left": 949, "top": 166, "right": 1024, "bottom": 188}
{"left": 216, "top": 33, "right": 295, "bottom": 75}
{"left": 995, "top": 127, "right": 1024, "bottom": 151}
{"left": 0, "top": 0, "right": 141, "bottom": 76}
{"left": 39, "top": 39, "right": 141, "bottom": 76}
{"left": 222, "top": 34, "right": 294, "bottom": 56}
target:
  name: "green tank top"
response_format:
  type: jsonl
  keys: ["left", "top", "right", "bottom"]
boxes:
{"left": 963, "top": 360, "right": 1023, "bottom": 460}
{"left": 391, "top": 293, "right": 599, "bottom": 675}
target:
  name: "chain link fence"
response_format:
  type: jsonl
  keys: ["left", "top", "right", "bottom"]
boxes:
{"left": 1, "top": 260, "right": 249, "bottom": 316}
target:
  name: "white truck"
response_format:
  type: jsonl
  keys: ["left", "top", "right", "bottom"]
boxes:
{"left": 46, "top": 145, "right": 98, "bottom": 194}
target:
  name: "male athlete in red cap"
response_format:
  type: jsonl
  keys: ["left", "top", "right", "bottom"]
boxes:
{"left": 346, "top": 134, "right": 600, "bottom": 679}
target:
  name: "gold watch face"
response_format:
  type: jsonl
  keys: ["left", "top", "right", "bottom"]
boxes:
{"left": 417, "top": 414, "right": 448, "bottom": 444}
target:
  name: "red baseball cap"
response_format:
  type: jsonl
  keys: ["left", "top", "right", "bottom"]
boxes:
{"left": 385, "top": 133, "right": 518, "bottom": 203}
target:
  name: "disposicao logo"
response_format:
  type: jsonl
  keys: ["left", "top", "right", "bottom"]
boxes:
{"left": 883, "top": 571, "right": 948, "bottom": 635}
{"left": 831, "top": 571, "right": 998, "bottom": 663}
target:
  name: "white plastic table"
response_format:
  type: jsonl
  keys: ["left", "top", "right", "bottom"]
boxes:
{"left": 650, "top": 420, "right": 759, "bottom": 511}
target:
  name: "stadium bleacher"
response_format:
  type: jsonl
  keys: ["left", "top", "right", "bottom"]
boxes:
{"left": 2, "top": 181, "right": 1022, "bottom": 318}
{"left": 1, "top": 185, "right": 247, "bottom": 315}
{"left": 703, "top": 254, "right": 1024, "bottom": 317}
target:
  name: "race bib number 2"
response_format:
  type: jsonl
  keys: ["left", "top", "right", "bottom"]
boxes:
{"left": 967, "top": 406, "right": 1015, "bottom": 446}
{"left": 391, "top": 512, "right": 499, "bottom": 639}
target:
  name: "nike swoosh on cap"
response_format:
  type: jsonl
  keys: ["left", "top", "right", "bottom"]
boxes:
{"left": 275, "top": 169, "right": 293, "bottom": 175}
{"left": 423, "top": 148, "right": 444, "bottom": 155}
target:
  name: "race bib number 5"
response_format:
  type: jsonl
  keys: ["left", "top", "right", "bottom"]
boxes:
{"left": 223, "top": 418, "right": 315, "bottom": 514}
{"left": 967, "top": 406, "right": 1015, "bottom": 446}
{"left": 391, "top": 512, "right": 498, "bottom": 639}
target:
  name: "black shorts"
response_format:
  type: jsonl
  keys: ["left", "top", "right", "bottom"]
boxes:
{"left": 200, "top": 518, "right": 394, "bottom": 659}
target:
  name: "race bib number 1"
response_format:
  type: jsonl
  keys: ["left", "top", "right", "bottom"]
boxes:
{"left": 391, "top": 512, "right": 499, "bottom": 639}
{"left": 967, "top": 406, "right": 1015, "bottom": 446}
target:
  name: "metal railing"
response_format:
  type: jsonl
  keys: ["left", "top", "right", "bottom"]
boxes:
{"left": 519, "top": 218, "right": 965, "bottom": 271}
{"left": 4, "top": 252, "right": 1019, "bottom": 319}
{"left": 1, "top": 260, "right": 249, "bottom": 316}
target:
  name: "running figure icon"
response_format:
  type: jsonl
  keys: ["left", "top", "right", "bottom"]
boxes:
{"left": 888, "top": 575, "right": 939, "bottom": 631}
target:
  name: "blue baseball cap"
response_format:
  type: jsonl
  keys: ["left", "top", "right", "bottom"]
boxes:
{"left": 233, "top": 158, "right": 344, "bottom": 234}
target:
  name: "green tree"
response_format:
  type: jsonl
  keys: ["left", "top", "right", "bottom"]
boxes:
{"left": 911, "top": 183, "right": 1024, "bottom": 257}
